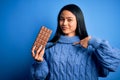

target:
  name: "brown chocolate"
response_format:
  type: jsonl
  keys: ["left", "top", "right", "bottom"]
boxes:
{"left": 33, "top": 26, "right": 52, "bottom": 51}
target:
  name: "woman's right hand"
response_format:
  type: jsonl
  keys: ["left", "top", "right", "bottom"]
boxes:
{"left": 32, "top": 45, "right": 45, "bottom": 62}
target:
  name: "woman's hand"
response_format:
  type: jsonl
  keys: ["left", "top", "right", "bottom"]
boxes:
{"left": 32, "top": 45, "right": 45, "bottom": 62}
{"left": 74, "top": 36, "right": 91, "bottom": 48}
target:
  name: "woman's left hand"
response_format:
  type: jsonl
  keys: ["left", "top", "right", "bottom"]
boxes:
{"left": 74, "top": 36, "right": 91, "bottom": 48}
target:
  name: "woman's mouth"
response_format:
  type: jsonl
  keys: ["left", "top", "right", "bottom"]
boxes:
{"left": 61, "top": 27, "right": 68, "bottom": 30}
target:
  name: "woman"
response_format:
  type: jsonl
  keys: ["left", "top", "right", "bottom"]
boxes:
{"left": 31, "top": 4, "right": 120, "bottom": 80}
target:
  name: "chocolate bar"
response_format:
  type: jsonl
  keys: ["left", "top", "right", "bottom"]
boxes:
{"left": 33, "top": 26, "right": 52, "bottom": 51}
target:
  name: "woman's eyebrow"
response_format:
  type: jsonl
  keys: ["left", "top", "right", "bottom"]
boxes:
{"left": 60, "top": 16, "right": 73, "bottom": 19}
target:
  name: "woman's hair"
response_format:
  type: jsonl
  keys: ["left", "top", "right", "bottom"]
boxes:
{"left": 50, "top": 4, "right": 88, "bottom": 43}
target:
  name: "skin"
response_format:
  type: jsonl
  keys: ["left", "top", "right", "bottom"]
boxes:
{"left": 32, "top": 10, "right": 91, "bottom": 62}
{"left": 59, "top": 10, "right": 77, "bottom": 37}
{"left": 32, "top": 45, "right": 44, "bottom": 62}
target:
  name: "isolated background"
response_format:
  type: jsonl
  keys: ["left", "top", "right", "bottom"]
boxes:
{"left": 0, "top": 0, "right": 120, "bottom": 80}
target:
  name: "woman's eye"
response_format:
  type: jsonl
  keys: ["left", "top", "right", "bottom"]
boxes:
{"left": 68, "top": 19, "right": 72, "bottom": 22}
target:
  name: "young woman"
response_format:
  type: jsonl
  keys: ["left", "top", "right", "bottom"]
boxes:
{"left": 31, "top": 4, "right": 120, "bottom": 80}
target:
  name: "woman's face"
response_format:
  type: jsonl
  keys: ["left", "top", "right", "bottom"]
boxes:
{"left": 59, "top": 10, "right": 77, "bottom": 37}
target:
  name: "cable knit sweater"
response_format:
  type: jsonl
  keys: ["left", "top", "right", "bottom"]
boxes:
{"left": 31, "top": 35, "right": 120, "bottom": 80}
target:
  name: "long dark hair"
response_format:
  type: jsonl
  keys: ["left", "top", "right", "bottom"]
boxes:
{"left": 50, "top": 4, "right": 88, "bottom": 43}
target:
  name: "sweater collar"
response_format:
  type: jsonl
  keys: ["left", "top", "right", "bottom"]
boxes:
{"left": 58, "top": 35, "right": 80, "bottom": 44}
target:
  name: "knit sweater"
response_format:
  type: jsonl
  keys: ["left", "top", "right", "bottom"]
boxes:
{"left": 31, "top": 35, "right": 120, "bottom": 80}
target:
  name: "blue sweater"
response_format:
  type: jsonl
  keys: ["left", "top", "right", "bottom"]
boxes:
{"left": 31, "top": 35, "right": 120, "bottom": 80}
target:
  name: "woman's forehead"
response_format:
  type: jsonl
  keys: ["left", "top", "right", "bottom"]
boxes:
{"left": 60, "top": 10, "right": 76, "bottom": 18}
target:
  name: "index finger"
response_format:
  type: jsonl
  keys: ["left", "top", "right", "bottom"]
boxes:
{"left": 73, "top": 42, "right": 80, "bottom": 45}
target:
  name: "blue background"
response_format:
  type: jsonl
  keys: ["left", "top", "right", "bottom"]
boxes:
{"left": 0, "top": 0, "right": 120, "bottom": 80}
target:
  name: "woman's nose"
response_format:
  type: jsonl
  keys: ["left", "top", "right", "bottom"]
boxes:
{"left": 63, "top": 20, "right": 68, "bottom": 25}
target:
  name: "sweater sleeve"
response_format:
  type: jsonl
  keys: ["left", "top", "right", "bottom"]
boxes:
{"left": 89, "top": 37, "right": 120, "bottom": 72}
{"left": 31, "top": 60, "right": 49, "bottom": 80}
{"left": 31, "top": 42, "right": 53, "bottom": 80}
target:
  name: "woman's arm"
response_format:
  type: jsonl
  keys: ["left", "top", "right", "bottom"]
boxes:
{"left": 31, "top": 45, "right": 49, "bottom": 80}
{"left": 75, "top": 36, "right": 120, "bottom": 77}
{"left": 89, "top": 37, "right": 120, "bottom": 72}
{"left": 31, "top": 60, "right": 49, "bottom": 80}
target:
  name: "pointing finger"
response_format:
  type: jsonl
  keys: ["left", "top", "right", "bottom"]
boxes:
{"left": 73, "top": 42, "right": 80, "bottom": 45}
